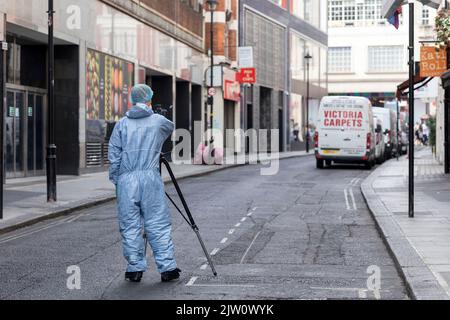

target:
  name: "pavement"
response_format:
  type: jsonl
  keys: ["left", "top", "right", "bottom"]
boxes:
{"left": 0, "top": 155, "right": 408, "bottom": 300}
{"left": 361, "top": 147, "right": 450, "bottom": 300}
{"left": 0, "top": 151, "right": 307, "bottom": 235}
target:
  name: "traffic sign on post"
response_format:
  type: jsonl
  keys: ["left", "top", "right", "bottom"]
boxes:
{"left": 208, "top": 87, "right": 216, "bottom": 97}
{"left": 238, "top": 47, "right": 254, "bottom": 68}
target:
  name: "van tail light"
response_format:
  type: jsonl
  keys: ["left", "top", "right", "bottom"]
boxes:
{"left": 366, "top": 133, "right": 372, "bottom": 150}
{"left": 314, "top": 131, "right": 319, "bottom": 149}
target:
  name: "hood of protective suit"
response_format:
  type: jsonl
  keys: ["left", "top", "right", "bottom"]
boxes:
{"left": 126, "top": 105, "right": 154, "bottom": 119}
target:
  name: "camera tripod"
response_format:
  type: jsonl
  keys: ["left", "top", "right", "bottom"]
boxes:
{"left": 144, "top": 155, "right": 217, "bottom": 277}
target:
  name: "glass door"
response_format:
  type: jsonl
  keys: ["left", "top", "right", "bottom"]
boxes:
{"left": 6, "top": 90, "right": 25, "bottom": 178}
{"left": 6, "top": 88, "right": 46, "bottom": 178}
{"left": 26, "top": 93, "right": 45, "bottom": 175}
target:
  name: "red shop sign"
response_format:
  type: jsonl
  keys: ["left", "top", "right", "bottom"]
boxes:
{"left": 237, "top": 68, "right": 257, "bottom": 84}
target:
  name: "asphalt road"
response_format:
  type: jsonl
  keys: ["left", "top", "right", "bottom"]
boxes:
{"left": 0, "top": 157, "right": 408, "bottom": 300}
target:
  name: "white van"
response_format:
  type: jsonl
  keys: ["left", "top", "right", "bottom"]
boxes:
{"left": 315, "top": 96, "right": 376, "bottom": 169}
{"left": 372, "top": 107, "right": 398, "bottom": 159}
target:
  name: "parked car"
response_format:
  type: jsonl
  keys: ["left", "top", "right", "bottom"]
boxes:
{"left": 315, "top": 96, "right": 376, "bottom": 169}
{"left": 373, "top": 116, "right": 386, "bottom": 164}
{"left": 372, "top": 107, "right": 398, "bottom": 159}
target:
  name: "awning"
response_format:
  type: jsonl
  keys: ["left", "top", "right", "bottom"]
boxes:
{"left": 383, "top": 0, "right": 441, "bottom": 19}
{"left": 396, "top": 75, "right": 431, "bottom": 99}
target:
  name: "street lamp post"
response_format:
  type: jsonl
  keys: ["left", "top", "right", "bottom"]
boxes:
{"left": 446, "top": 0, "right": 450, "bottom": 174}
{"left": 47, "top": 0, "right": 57, "bottom": 202}
{"left": 408, "top": 1, "right": 414, "bottom": 218}
{"left": 207, "top": 0, "right": 217, "bottom": 148}
{"left": 304, "top": 53, "right": 312, "bottom": 153}
{"left": 0, "top": 13, "right": 5, "bottom": 220}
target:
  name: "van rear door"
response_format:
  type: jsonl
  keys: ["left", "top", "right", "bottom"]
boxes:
{"left": 318, "top": 98, "right": 368, "bottom": 158}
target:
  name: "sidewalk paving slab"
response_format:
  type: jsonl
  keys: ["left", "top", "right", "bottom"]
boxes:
{"left": 0, "top": 151, "right": 310, "bottom": 235}
{"left": 361, "top": 148, "right": 450, "bottom": 300}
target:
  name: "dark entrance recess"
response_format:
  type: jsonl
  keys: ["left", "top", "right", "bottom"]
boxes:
{"left": 278, "top": 108, "right": 283, "bottom": 152}
{"left": 175, "top": 80, "right": 190, "bottom": 159}
{"left": 278, "top": 91, "right": 284, "bottom": 153}
{"left": 260, "top": 86, "right": 272, "bottom": 152}
{"left": 191, "top": 84, "right": 202, "bottom": 156}
{"left": 224, "top": 100, "right": 235, "bottom": 152}
{"left": 245, "top": 86, "right": 253, "bottom": 154}
{"left": 55, "top": 45, "right": 79, "bottom": 175}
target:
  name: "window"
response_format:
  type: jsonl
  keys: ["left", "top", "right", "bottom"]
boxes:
{"left": 356, "top": 3, "right": 364, "bottom": 20}
{"left": 328, "top": 47, "right": 352, "bottom": 73}
{"left": 368, "top": 46, "right": 404, "bottom": 72}
{"left": 329, "top": 0, "right": 343, "bottom": 21}
{"left": 422, "top": 8, "right": 430, "bottom": 25}
{"left": 343, "top": 0, "right": 355, "bottom": 21}
{"left": 364, "top": 0, "right": 376, "bottom": 20}
{"left": 328, "top": 0, "right": 385, "bottom": 23}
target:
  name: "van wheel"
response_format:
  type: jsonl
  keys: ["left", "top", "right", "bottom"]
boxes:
{"left": 365, "top": 160, "right": 373, "bottom": 170}
{"left": 316, "top": 159, "right": 324, "bottom": 169}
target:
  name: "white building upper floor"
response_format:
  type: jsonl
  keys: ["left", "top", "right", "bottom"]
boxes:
{"left": 327, "top": 0, "right": 438, "bottom": 94}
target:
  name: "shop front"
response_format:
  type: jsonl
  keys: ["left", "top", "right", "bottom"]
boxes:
{"left": 1, "top": 0, "right": 207, "bottom": 177}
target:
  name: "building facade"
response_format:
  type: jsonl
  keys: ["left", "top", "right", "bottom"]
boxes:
{"left": 327, "top": 0, "right": 438, "bottom": 119}
{"left": 0, "top": 0, "right": 217, "bottom": 178}
{"left": 239, "top": 0, "right": 328, "bottom": 152}
{"left": 204, "top": 0, "right": 241, "bottom": 155}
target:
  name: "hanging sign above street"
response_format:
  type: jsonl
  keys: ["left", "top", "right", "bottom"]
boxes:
{"left": 0, "top": 12, "right": 5, "bottom": 42}
{"left": 420, "top": 46, "right": 447, "bottom": 78}
{"left": 236, "top": 68, "right": 257, "bottom": 84}
{"left": 238, "top": 46, "right": 254, "bottom": 68}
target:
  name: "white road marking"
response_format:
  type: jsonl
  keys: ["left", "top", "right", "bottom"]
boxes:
{"left": 240, "top": 231, "right": 262, "bottom": 264}
{"left": 344, "top": 189, "right": 351, "bottom": 210}
{"left": 220, "top": 238, "right": 228, "bottom": 244}
{"left": 358, "top": 289, "right": 368, "bottom": 299}
{"left": 228, "top": 229, "right": 235, "bottom": 235}
{"left": 211, "top": 248, "right": 220, "bottom": 256}
{"left": 186, "top": 276, "right": 198, "bottom": 287}
{"left": 235, "top": 223, "right": 241, "bottom": 228}
{"left": 188, "top": 284, "right": 256, "bottom": 288}
{"left": 241, "top": 217, "right": 247, "bottom": 222}
{"left": 311, "top": 286, "right": 385, "bottom": 299}
{"left": 247, "top": 212, "right": 253, "bottom": 217}
{"left": 251, "top": 207, "right": 257, "bottom": 211}
{"left": 349, "top": 188, "right": 357, "bottom": 210}
{"left": 200, "top": 264, "right": 208, "bottom": 270}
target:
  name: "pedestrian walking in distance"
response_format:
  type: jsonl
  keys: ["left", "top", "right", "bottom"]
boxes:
{"left": 108, "top": 84, "right": 181, "bottom": 283}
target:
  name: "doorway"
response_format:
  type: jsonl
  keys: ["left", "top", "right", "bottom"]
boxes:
{"left": 224, "top": 100, "right": 236, "bottom": 151}
{"left": 6, "top": 86, "right": 46, "bottom": 178}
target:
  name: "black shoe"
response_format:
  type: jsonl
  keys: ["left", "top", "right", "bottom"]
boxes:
{"left": 161, "top": 268, "right": 181, "bottom": 282}
{"left": 125, "top": 271, "right": 143, "bottom": 283}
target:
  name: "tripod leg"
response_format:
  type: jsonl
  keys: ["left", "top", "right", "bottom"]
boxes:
{"left": 194, "top": 229, "right": 218, "bottom": 276}
{"left": 161, "top": 156, "right": 218, "bottom": 277}
{"left": 143, "top": 233, "right": 148, "bottom": 257}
